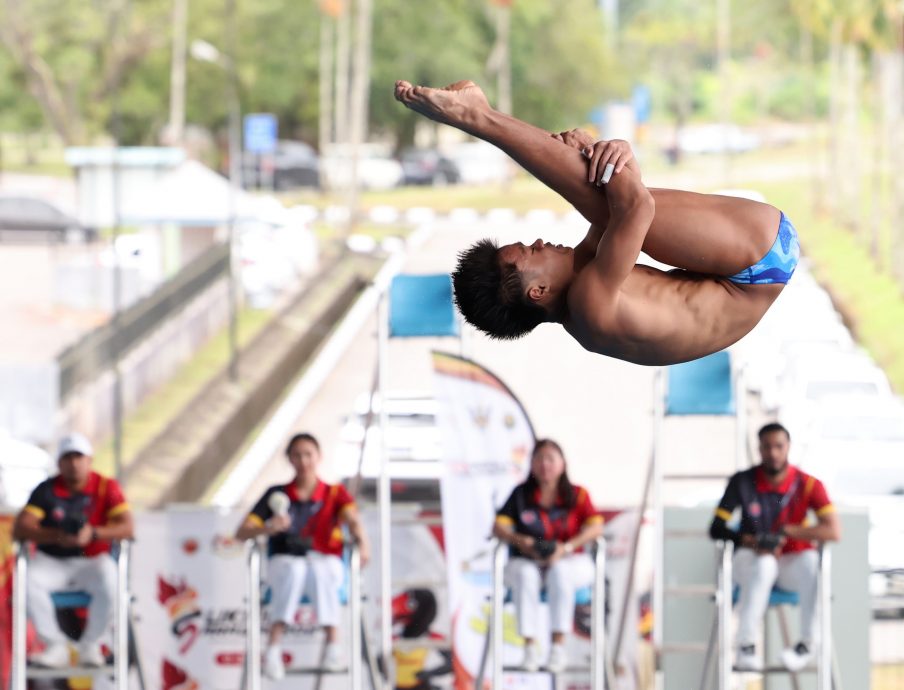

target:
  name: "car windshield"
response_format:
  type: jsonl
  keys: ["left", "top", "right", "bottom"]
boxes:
{"left": 833, "top": 469, "right": 904, "bottom": 497}
{"left": 806, "top": 381, "right": 879, "bottom": 400}
{"left": 816, "top": 415, "right": 904, "bottom": 441}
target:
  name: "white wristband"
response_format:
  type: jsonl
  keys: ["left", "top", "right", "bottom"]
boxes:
{"left": 563, "top": 542, "right": 575, "bottom": 555}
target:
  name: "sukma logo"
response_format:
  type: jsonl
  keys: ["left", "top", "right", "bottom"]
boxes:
{"left": 157, "top": 576, "right": 202, "bottom": 654}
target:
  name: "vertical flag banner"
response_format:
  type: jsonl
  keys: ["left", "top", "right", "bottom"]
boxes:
{"left": 432, "top": 352, "right": 535, "bottom": 688}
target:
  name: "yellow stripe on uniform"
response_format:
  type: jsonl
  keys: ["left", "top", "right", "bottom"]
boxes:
{"left": 107, "top": 502, "right": 131, "bottom": 518}
{"left": 339, "top": 502, "right": 357, "bottom": 518}
{"left": 715, "top": 508, "right": 732, "bottom": 522}
{"left": 24, "top": 505, "right": 45, "bottom": 519}
{"left": 494, "top": 515, "right": 514, "bottom": 526}
{"left": 246, "top": 514, "right": 265, "bottom": 527}
{"left": 583, "top": 515, "right": 604, "bottom": 526}
{"left": 816, "top": 504, "right": 836, "bottom": 516}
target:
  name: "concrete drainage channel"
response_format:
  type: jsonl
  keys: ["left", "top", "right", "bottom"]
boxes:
{"left": 121, "top": 248, "right": 385, "bottom": 509}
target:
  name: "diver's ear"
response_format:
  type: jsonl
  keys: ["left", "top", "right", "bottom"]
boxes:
{"left": 527, "top": 284, "right": 546, "bottom": 303}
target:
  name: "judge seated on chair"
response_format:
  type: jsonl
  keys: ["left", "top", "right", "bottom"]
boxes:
{"left": 492, "top": 439, "right": 604, "bottom": 674}
{"left": 235, "top": 432, "right": 370, "bottom": 680}
{"left": 709, "top": 423, "right": 841, "bottom": 672}
{"left": 12, "top": 433, "right": 134, "bottom": 669}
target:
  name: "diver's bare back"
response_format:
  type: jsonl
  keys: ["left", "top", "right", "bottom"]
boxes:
{"left": 565, "top": 261, "right": 783, "bottom": 366}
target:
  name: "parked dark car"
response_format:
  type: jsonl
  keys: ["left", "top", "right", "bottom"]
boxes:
{"left": 399, "top": 148, "right": 460, "bottom": 186}
{"left": 0, "top": 196, "right": 97, "bottom": 243}
{"left": 244, "top": 140, "right": 320, "bottom": 191}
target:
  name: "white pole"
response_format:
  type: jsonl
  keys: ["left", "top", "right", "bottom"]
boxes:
{"left": 717, "top": 541, "right": 733, "bottom": 690}
{"left": 652, "top": 367, "right": 665, "bottom": 672}
{"left": 167, "top": 0, "right": 188, "bottom": 145}
{"left": 350, "top": 543, "right": 363, "bottom": 689}
{"left": 114, "top": 541, "right": 130, "bottom": 690}
{"left": 491, "top": 540, "right": 506, "bottom": 689}
{"left": 11, "top": 542, "right": 27, "bottom": 690}
{"left": 817, "top": 545, "right": 832, "bottom": 690}
{"left": 377, "top": 292, "right": 393, "bottom": 688}
{"left": 591, "top": 536, "right": 607, "bottom": 690}
{"left": 246, "top": 541, "right": 262, "bottom": 690}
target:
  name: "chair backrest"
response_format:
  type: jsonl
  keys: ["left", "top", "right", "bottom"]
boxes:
{"left": 389, "top": 274, "right": 459, "bottom": 338}
{"left": 665, "top": 351, "right": 735, "bottom": 416}
{"left": 732, "top": 584, "right": 800, "bottom": 607}
{"left": 50, "top": 591, "right": 92, "bottom": 609}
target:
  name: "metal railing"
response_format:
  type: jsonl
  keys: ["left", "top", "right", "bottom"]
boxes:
{"left": 57, "top": 242, "right": 229, "bottom": 401}
{"left": 242, "top": 539, "right": 364, "bottom": 689}
{"left": 11, "top": 540, "right": 132, "bottom": 690}
{"left": 479, "top": 536, "right": 607, "bottom": 689}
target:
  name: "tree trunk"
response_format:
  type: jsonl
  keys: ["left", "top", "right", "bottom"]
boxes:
{"left": 318, "top": 12, "right": 334, "bottom": 190}
{"left": 346, "top": 0, "right": 373, "bottom": 233}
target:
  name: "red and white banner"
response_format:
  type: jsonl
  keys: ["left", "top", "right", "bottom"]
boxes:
{"left": 131, "top": 508, "right": 347, "bottom": 690}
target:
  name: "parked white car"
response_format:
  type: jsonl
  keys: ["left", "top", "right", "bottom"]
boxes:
{"left": 238, "top": 215, "right": 319, "bottom": 308}
{"left": 776, "top": 350, "right": 893, "bottom": 442}
{"left": 320, "top": 145, "right": 403, "bottom": 191}
{"left": 677, "top": 124, "right": 760, "bottom": 154}
{"left": 445, "top": 141, "right": 511, "bottom": 185}
{"left": 796, "top": 396, "right": 904, "bottom": 616}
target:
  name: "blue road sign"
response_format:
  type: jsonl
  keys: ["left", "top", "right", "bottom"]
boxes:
{"left": 632, "top": 85, "right": 652, "bottom": 124}
{"left": 244, "top": 113, "right": 278, "bottom": 154}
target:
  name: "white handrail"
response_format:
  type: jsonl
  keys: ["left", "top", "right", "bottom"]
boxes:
{"left": 591, "top": 535, "right": 607, "bottom": 690}
{"left": 716, "top": 540, "right": 733, "bottom": 690}
{"left": 817, "top": 544, "right": 832, "bottom": 690}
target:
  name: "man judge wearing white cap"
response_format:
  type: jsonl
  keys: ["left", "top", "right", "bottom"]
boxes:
{"left": 13, "top": 432, "right": 134, "bottom": 668}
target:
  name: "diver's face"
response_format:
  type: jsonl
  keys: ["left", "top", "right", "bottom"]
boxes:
{"left": 497, "top": 239, "right": 573, "bottom": 303}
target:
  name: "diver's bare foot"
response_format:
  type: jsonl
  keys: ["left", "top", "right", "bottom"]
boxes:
{"left": 394, "top": 79, "right": 492, "bottom": 129}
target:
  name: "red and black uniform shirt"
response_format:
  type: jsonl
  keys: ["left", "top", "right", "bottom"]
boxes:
{"left": 23, "top": 471, "right": 130, "bottom": 559}
{"left": 247, "top": 480, "right": 355, "bottom": 557}
{"left": 494, "top": 482, "right": 603, "bottom": 559}
{"left": 714, "top": 465, "right": 834, "bottom": 555}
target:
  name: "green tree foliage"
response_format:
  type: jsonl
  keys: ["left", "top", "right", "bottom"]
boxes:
{"left": 0, "top": 0, "right": 897, "bottom": 147}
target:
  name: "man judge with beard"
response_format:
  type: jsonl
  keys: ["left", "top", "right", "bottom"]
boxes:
{"left": 709, "top": 423, "right": 841, "bottom": 673}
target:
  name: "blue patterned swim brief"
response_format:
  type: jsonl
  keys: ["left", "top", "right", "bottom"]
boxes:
{"left": 728, "top": 212, "right": 800, "bottom": 285}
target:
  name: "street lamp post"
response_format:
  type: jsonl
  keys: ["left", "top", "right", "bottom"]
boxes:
{"left": 190, "top": 37, "right": 241, "bottom": 382}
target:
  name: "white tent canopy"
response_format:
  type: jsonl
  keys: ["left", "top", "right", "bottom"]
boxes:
{"left": 120, "top": 159, "right": 287, "bottom": 227}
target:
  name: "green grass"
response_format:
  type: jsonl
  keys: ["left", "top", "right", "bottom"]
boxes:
{"left": 737, "top": 179, "right": 904, "bottom": 394}
{"left": 92, "top": 306, "right": 273, "bottom": 477}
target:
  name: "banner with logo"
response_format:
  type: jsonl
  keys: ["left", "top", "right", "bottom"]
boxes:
{"left": 131, "top": 508, "right": 349, "bottom": 690}
{"left": 432, "top": 352, "right": 543, "bottom": 688}
{"left": 432, "top": 353, "right": 643, "bottom": 690}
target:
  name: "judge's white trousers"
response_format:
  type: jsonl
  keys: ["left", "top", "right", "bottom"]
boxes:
{"left": 504, "top": 554, "right": 595, "bottom": 639}
{"left": 268, "top": 552, "right": 344, "bottom": 628}
{"left": 733, "top": 548, "right": 819, "bottom": 647}
{"left": 27, "top": 551, "right": 117, "bottom": 645}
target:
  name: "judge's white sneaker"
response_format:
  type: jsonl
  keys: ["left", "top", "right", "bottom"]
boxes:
{"left": 522, "top": 641, "right": 541, "bottom": 672}
{"left": 547, "top": 642, "right": 568, "bottom": 673}
{"left": 263, "top": 645, "right": 285, "bottom": 680}
{"left": 29, "top": 642, "right": 70, "bottom": 668}
{"left": 323, "top": 642, "right": 344, "bottom": 672}
{"left": 735, "top": 644, "right": 763, "bottom": 672}
{"left": 781, "top": 642, "right": 813, "bottom": 672}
